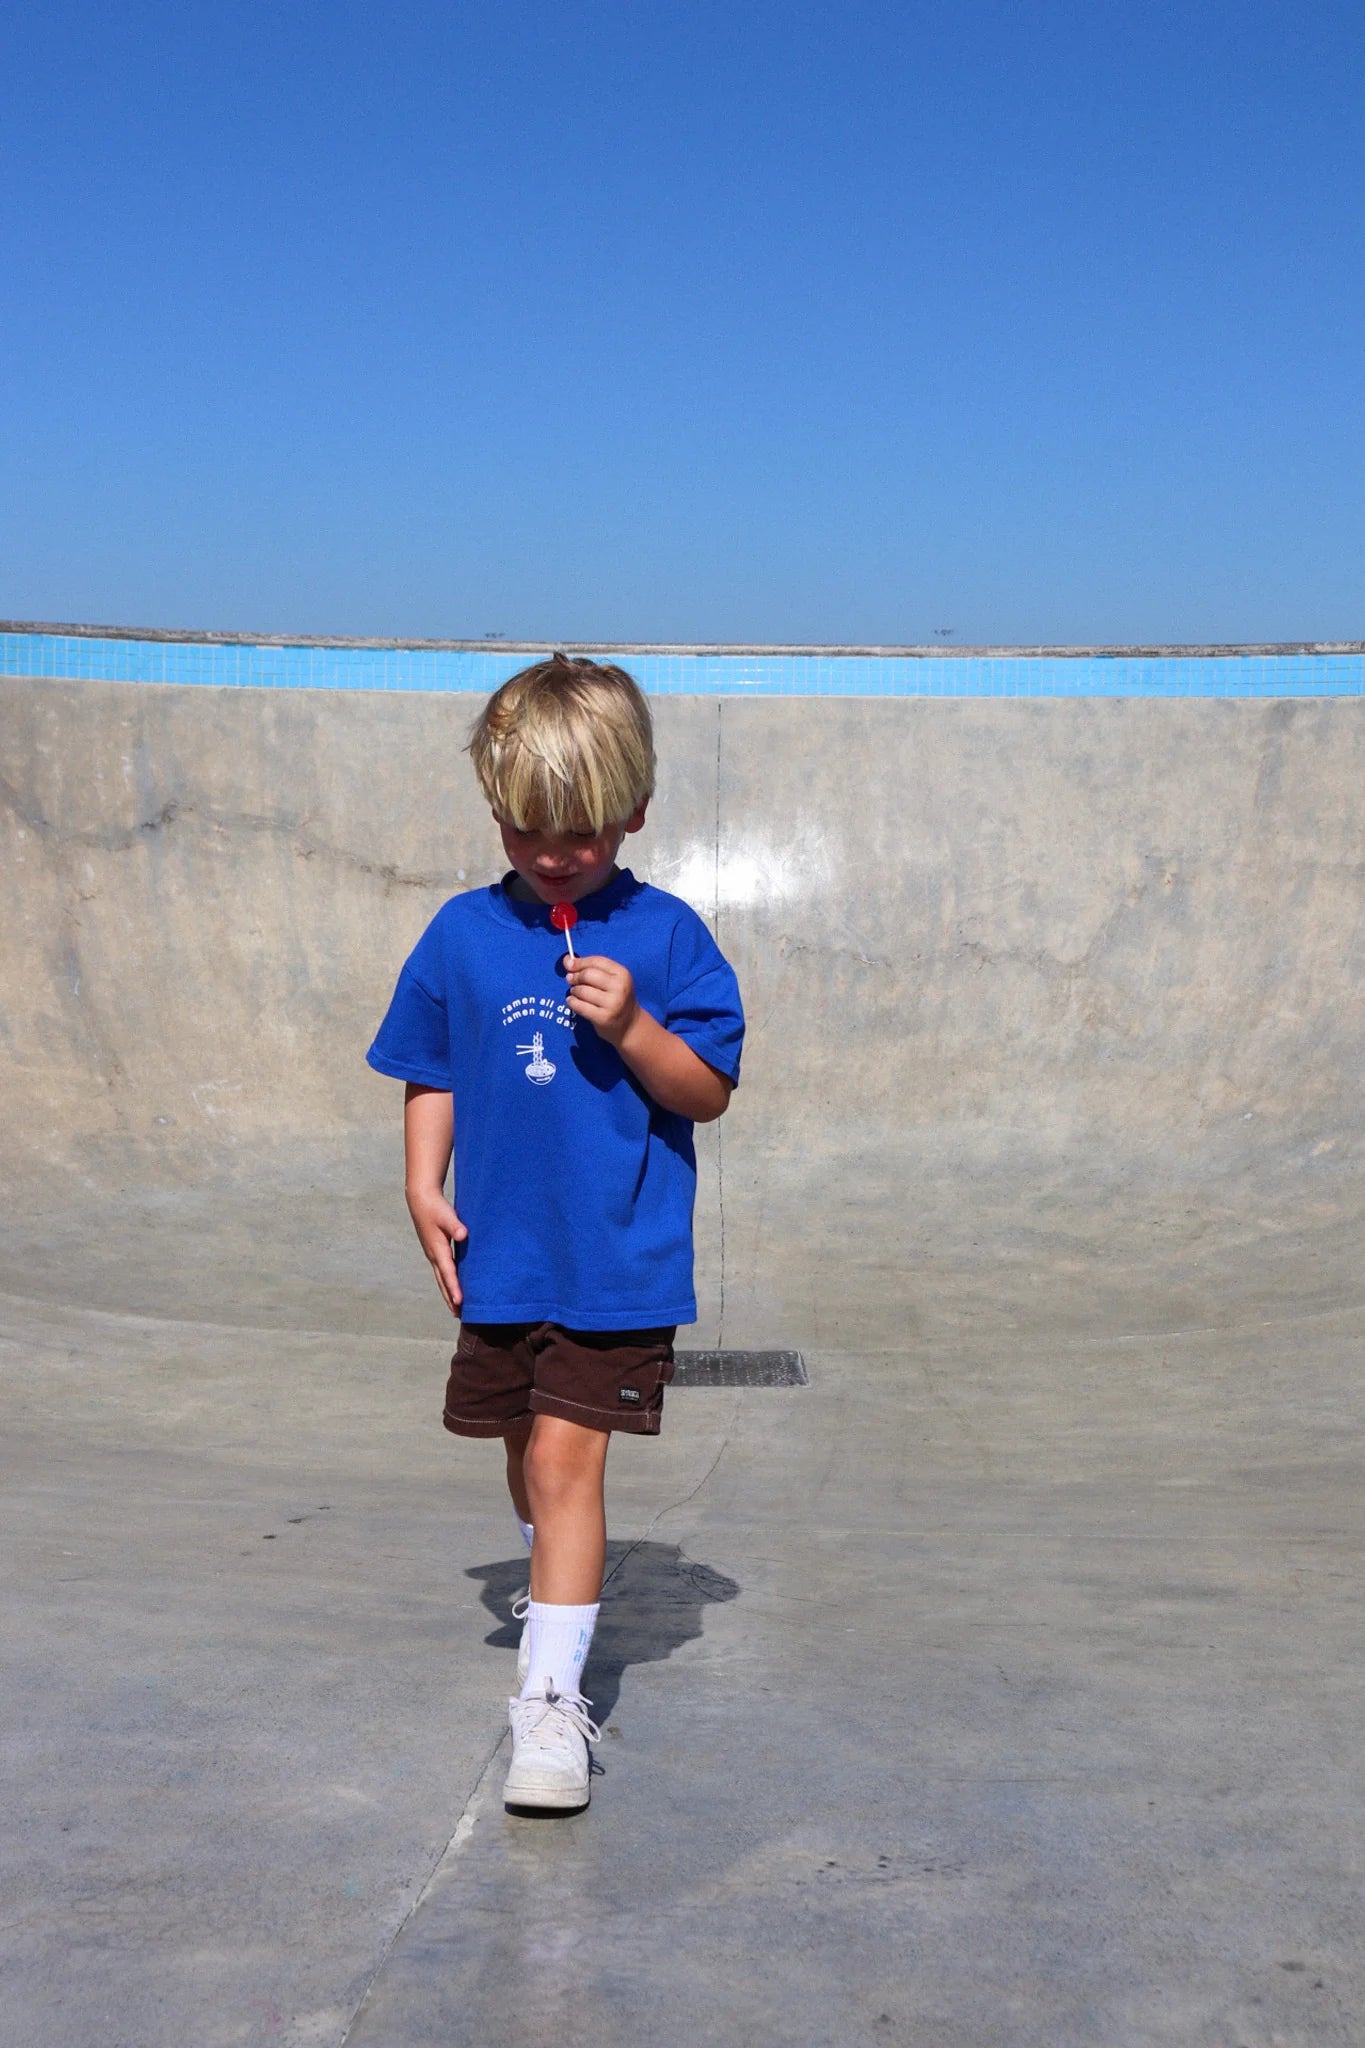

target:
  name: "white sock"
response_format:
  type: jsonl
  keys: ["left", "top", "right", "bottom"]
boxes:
{"left": 519, "top": 1600, "right": 598, "bottom": 1701}
{"left": 515, "top": 1512, "right": 534, "bottom": 1554}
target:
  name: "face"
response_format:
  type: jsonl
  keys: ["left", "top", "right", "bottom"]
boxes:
{"left": 497, "top": 800, "right": 648, "bottom": 904}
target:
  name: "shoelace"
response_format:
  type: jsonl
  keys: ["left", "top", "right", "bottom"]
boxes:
{"left": 521, "top": 1683, "right": 602, "bottom": 1746}
{"left": 511, "top": 1591, "right": 530, "bottom": 1622}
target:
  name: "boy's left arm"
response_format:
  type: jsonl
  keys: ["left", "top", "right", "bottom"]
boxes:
{"left": 566, "top": 956, "right": 733, "bottom": 1122}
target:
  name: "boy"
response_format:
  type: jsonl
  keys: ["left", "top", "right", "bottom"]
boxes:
{"left": 366, "top": 654, "right": 744, "bottom": 1814}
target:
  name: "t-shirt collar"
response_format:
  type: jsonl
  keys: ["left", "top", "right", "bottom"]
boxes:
{"left": 488, "top": 865, "right": 640, "bottom": 930}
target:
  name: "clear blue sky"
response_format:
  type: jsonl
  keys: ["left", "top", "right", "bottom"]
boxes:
{"left": 4, "top": 0, "right": 1362, "bottom": 644}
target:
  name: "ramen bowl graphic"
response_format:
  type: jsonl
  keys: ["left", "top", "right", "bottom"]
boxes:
{"left": 516, "top": 1031, "right": 556, "bottom": 1084}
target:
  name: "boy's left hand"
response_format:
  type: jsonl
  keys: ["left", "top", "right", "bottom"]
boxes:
{"left": 565, "top": 954, "right": 640, "bottom": 1047}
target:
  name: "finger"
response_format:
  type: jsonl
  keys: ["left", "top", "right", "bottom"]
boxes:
{"left": 423, "top": 1219, "right": 464, "bottom": 1262}
{"left": 432, "top": 1246, "right": 463, "bottom": 1313}
{"left": 568, "top": 964, "right": 617, "bottom": 994}
{"left": 567, "top": 987, "right": 612, "bottom": 1015}
{"left": 429, "top": 1254, "right": 452, "bottom": 1312}
{"left": 420, "top": 1220, "right": 460, "bottom": 1264}
{"left": 569, "top": 962, "right": 625, "bottom": 990}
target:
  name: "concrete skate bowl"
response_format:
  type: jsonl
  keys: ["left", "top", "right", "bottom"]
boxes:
{"left": 3, "top": 646, "right": 1365, "bottom": 1356}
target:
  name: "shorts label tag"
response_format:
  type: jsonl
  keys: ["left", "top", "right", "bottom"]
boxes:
{"left": 618, "top": 1386, "right": 642, "bottom": 1404}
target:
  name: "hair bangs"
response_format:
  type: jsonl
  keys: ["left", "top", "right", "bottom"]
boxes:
{"left": 469, "top": 655, "right": 655, "bottom": 832}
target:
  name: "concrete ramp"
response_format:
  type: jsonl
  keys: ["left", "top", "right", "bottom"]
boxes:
{"left": 5, "top": 678, "right": 1365, "bottom": 1339}
{"left": 4, "top": 671, "right": 1365, "bottom": 2046}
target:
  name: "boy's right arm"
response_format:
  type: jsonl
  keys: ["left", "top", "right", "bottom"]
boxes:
{"left": 403, "top": 1083, "right": 468, "bottom": 1316}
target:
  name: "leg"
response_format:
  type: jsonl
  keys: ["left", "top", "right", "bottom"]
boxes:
{"left": 503, "top": 1415, "right": 533, "bottom": 1524}
{"left": 522, "top": 1414, "right": 611, "bottom": 1605}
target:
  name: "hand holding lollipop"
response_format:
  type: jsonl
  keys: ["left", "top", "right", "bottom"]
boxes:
{"left": 553, "top": 900, "right": 641, "bottom": 1047}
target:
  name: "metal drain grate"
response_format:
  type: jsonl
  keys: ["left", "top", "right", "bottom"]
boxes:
{"left": 672, "top": 1350, "right": 807, "bottom": 1388}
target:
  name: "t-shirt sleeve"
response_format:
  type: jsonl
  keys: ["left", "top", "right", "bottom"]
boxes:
{"left": 665, "top": 910, "right": 745, "bottom": 1086}
{"left": 366, "top": 916, "right": 454, "bottom": 1090}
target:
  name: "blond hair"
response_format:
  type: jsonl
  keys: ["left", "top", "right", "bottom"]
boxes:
{"left": 468, "top": 654, "right": 656, "bottom": 834}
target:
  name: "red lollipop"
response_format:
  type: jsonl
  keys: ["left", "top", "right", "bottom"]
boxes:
{"left": 550, "top": 900, "right": 578, "bottom": 960}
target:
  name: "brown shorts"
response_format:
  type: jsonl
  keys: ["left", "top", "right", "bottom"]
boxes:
{"left": 443, "top": 1322, "right": 677, "bottom": 1438}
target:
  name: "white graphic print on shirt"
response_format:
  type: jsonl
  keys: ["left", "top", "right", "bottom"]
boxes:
{"left": 516, "top": 1031, "right": 556, "bottom": 1083}
{"left": 503, "top": 994, "right": 574, "bottom": 1087}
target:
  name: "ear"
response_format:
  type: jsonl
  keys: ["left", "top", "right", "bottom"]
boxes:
{"left": 622, "top": 798, "right": 649, "bottom": 835}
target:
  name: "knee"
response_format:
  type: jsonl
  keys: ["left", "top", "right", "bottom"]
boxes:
{"left": 523, "top": 1424, "right": 603, "bottom": 1507}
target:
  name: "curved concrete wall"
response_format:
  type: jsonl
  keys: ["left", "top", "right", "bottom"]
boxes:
{"left": 4, "top": 676, "right": 1364, "bottom": 1349}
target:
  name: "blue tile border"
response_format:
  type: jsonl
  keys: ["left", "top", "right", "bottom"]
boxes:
{"left": 3, "top": 630, "right": 1364, "bottom": 698}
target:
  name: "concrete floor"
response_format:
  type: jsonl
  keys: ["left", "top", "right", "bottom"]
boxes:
{"left": 4, "top": 675, "right": 1365, "bottom": 2043}
{"left": 5, "top": 1212, "right": 1365, "bottom": 2047}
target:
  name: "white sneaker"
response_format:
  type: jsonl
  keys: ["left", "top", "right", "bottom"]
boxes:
{"left": 512, "top": 1590, "right": 531, "bottom": 1688}
{"left": 504, "top": 1681, "right": 601, "bottom": 1812}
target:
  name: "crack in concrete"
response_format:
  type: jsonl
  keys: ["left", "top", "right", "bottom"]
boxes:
{"left": 781, "top": 938, "right": 892, "bottom": 971}
{"left": 0, "top": 1284, "right": 451, "bottom": 1346}
{"left": 50, "top": 917, "right": 130, "bottom": 1106}
{"left": 951, "top": 847, "right": 1365, "bottom": 994}
{"left": 954, "top": 867, "right": 1175, "bottom": 982}
{"left": 0, "top": 773, "right": 459, "bottom": 890}
{"left": 335, "top": 1734, "right": 507, "bottom": 2048}
{"left": 603, "top": 1389, "right": 741, "bottom": 1594}
{"left": 914, "top": 1358, "right": 996, "bottom": 1474}
{"left": 332, "top": 1401, "right": 740, "bottom": 2046}
{"left": 1, "top": 771, "right": 188, "bottom": 852}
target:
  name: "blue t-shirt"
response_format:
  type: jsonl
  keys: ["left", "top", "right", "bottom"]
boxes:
{"left": 366, "top": 867, "right": 744, "bottom": 1330}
